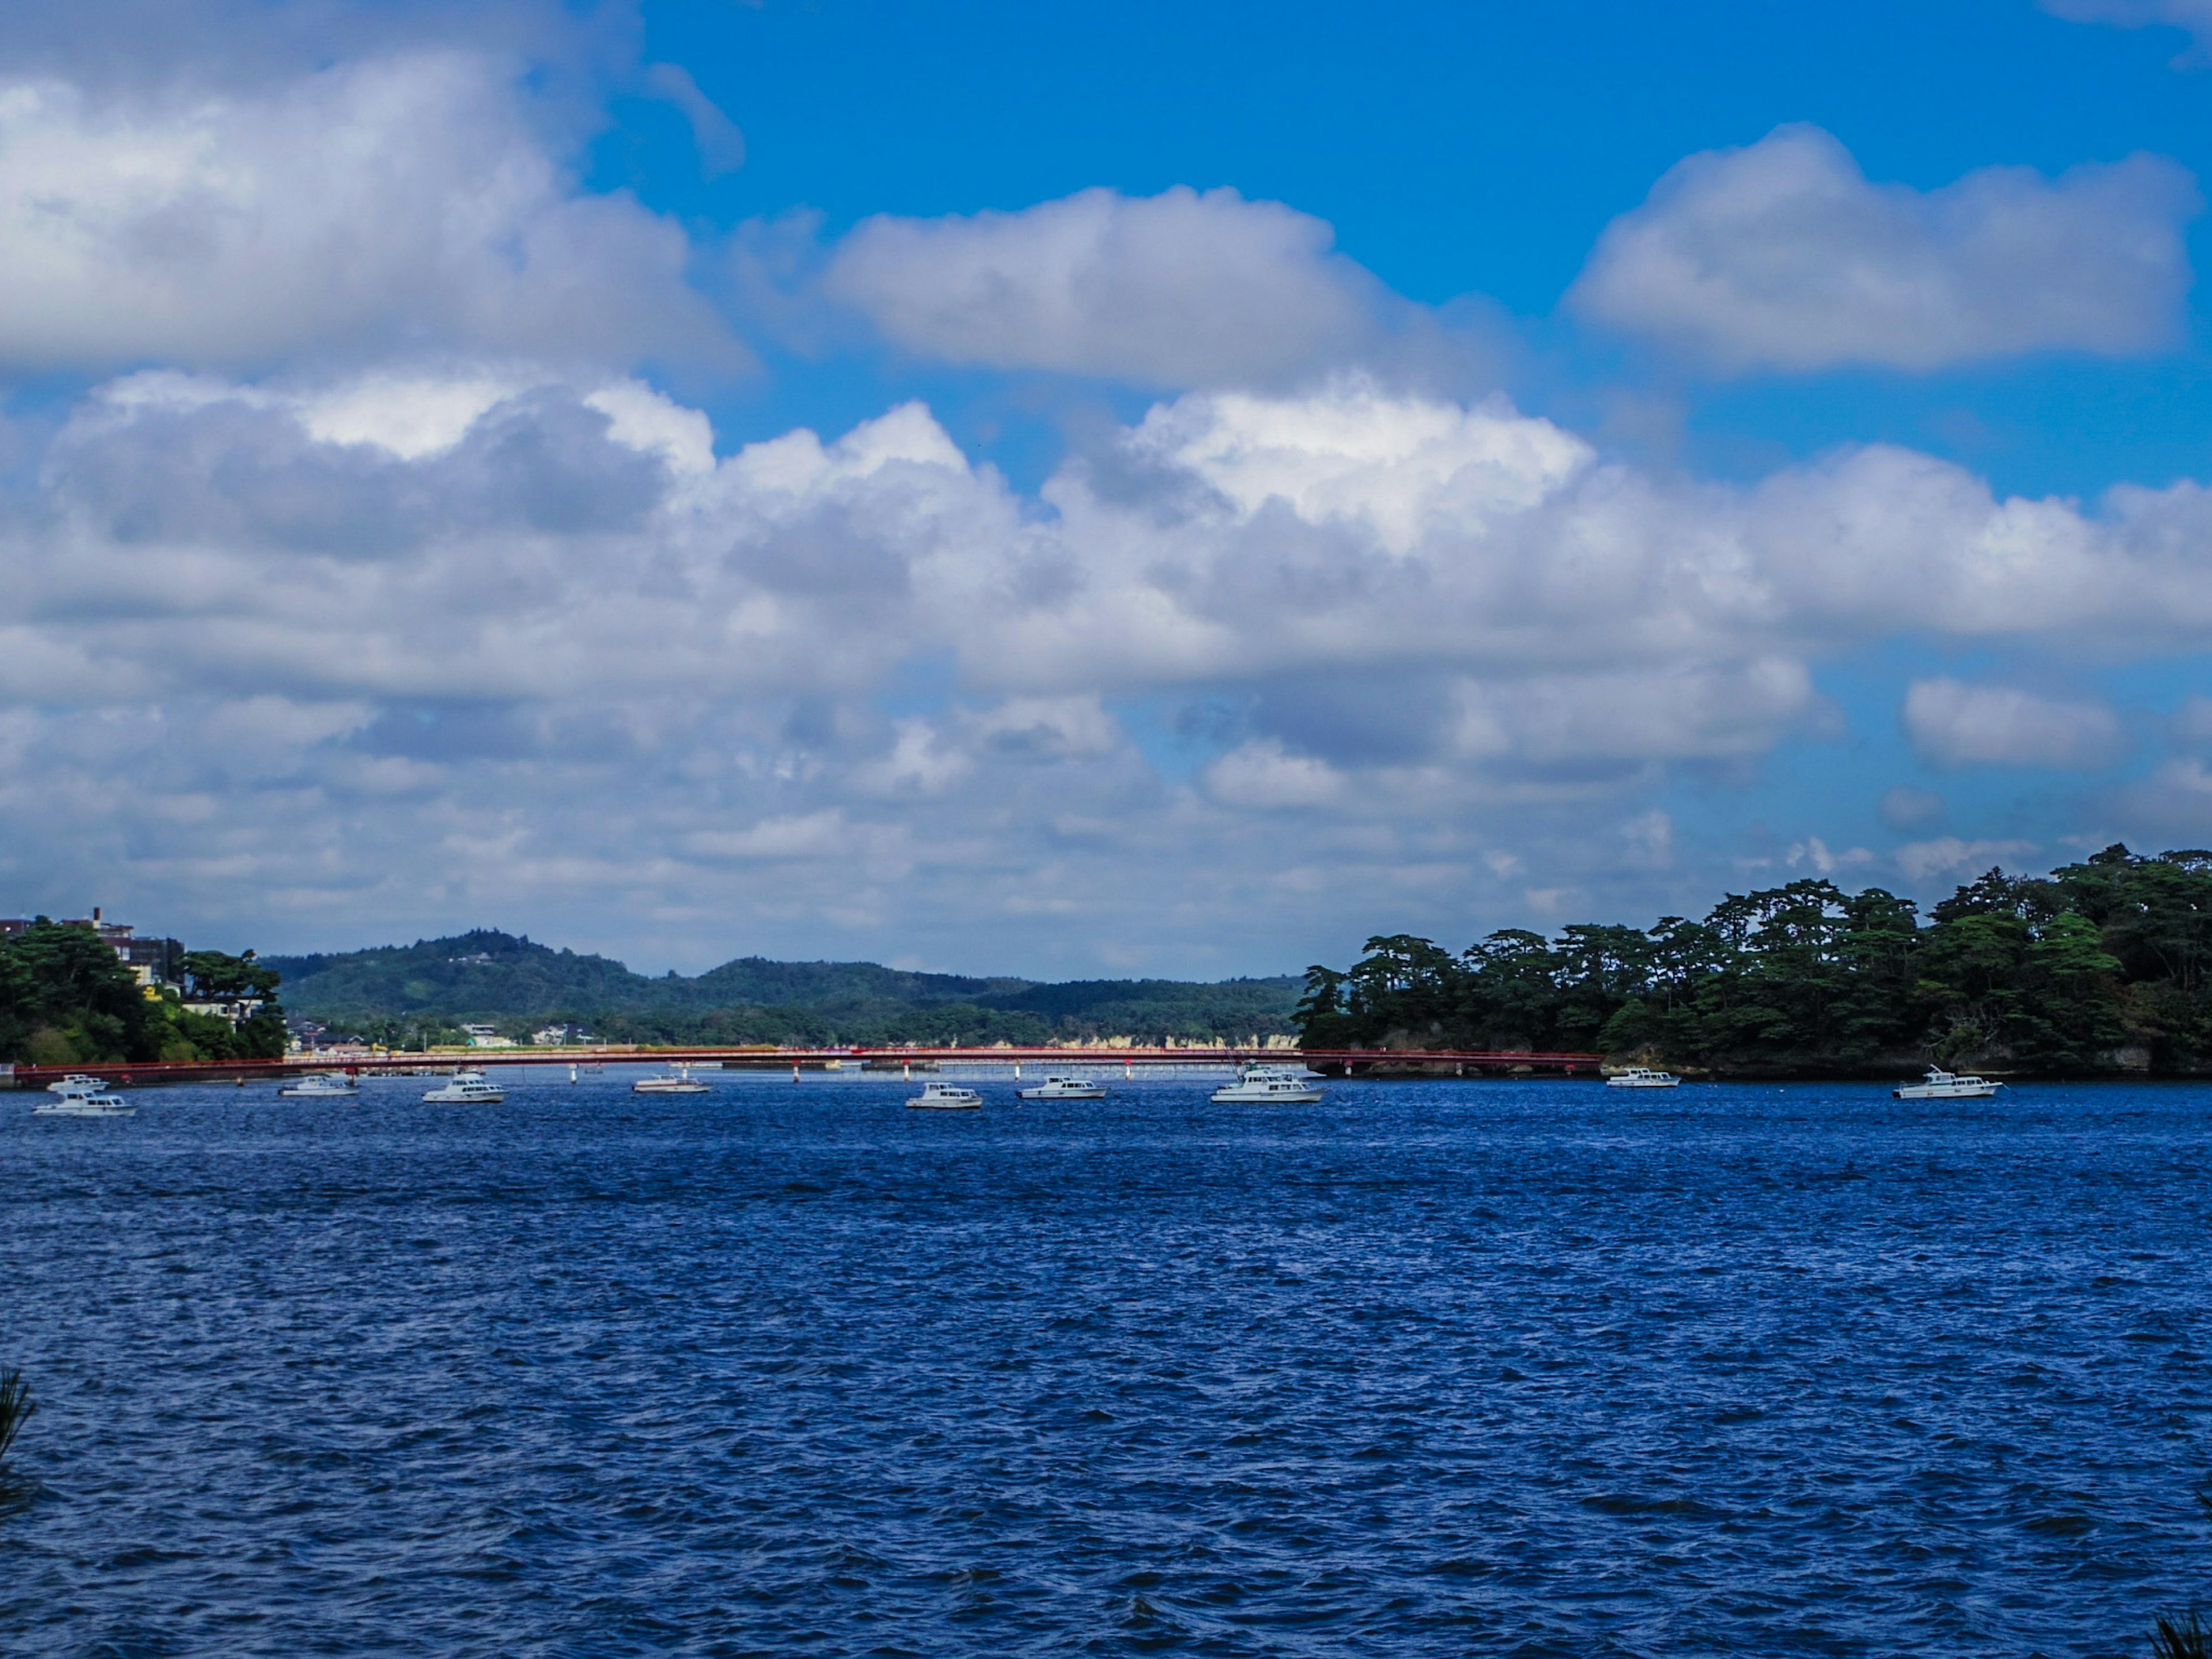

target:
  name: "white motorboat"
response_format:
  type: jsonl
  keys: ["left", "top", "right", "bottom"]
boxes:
{"left": 1893, "top": 1067, "right": 2002, "bottom": 1100}
{"left": 1606, "top": 1067, "right": 1680, "bottom": 1089}
{"left": 1211, "top": 1063, "right": 1325, "bottom": 1105}
{"left": 279, "top": 1070, "right": 359, "bottom": 1099}
{"left": 422, "top": 1069, "right": 505, "bottom": 1104}
{"left": 633, "top": 1064, "right": 711, "bottom": 1094}
{"left": 907, "top": 1081, "right": 983, "bottom": 1110}
{"left": 33, "top": 1078, "right": 134, "bottom": 1117}
{"left": 1016, "top": 1074, "right": 1107, "bottom": 1100}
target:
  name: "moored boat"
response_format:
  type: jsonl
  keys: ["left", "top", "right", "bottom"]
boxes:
{"left": 633, "top": 1064, "right": 711, "bottom": 1094}
{"left": 422, "top": 1069, "right": 505, "bottom": 1104}
{"left": 279, "top": 1070, "right": 359, "bottom": 1099}
{"left": 1211, "top": 1064, "right": 1325, "bottom": 1105}
{"left": 907, "top": 1081, "right": 983, "bottom": 1110}
{"left": 33, "top": 1078, "right": 135, "bottom": 1117}
{"left": 1015, "top": 1074, "right": 1107, "bottom": 1100}
{"left": 1893, "top": 1067, "right": 2002, "bottom": 1100}
{"left": 1606, "top": 1067, "right": 1680, "bottom": 1089}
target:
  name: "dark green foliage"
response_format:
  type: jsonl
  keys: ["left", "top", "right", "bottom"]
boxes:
{"left": 0, "top": 919, "right": 285, "bottom": 1064}
{"left": 179, "top": 949, "right": 281, "bottom": 1000}
{"left": 1299, "top": 846, "right": 2212, "bottom": 1075}
{"left": 2153, "top": 1609, "right": 2212, "bottom": 1659}
{"left": 262, "top": 930, "right": 1302, "bottom": 1044}
{"left": 0, "top": 1367, "right": 31, "bottom": 1510}
{"left": 0, "top": 919, "right": 156, "bottom": 1063}
{"left": 0, "top": 1369, "right": 29, "bottom": 1464}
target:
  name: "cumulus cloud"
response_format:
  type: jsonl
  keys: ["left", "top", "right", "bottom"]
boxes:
{"left": 0, "top": 53, "right": 732, "bottom": 373}
{"left": 1901, "top": 679, "right": 2127, "bottom": 768}
{"left": 1568, "top": 124, "right": 2198, "bottom": 373}
{"left": 16, "top": 362, "right": 2212, "bottom": 967}
{"left": 821, "top": 185, "right": 1401, "bottom": 388}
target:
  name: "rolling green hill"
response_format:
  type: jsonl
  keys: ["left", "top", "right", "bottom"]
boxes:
{"left": 263, "top": 930, "right": 1300, "bottom": 1046}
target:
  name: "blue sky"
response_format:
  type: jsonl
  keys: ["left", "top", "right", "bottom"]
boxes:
{"left": 5, "top": 0, "right": 2212, "bottom": 976}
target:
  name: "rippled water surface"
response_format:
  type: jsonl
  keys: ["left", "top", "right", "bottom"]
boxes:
{"left": 5, "top": 1072, "right": 2211, "bottom": 1656}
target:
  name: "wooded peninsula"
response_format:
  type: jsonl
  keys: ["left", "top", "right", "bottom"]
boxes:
{"left": 21, "top": 843, "right": 2212, "bottom": 1077}
{"left": 0, "top": 919, "right": 286, "bottom": 1066}
{"left": 1295, "top": 844, "right": 2212, "bottom": 1077}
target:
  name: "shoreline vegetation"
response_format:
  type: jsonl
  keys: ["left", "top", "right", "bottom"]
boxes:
{"left": 0, "top": 919, "right": 285, "bottom": 1067}
{"left": 0, "top": 1366, "right": 32, "bottom": 1512}
{"left": 264, "top": 931, "right": 1302, "bottom": 1051}
{"left": 23, "top": 842, "right": 2212, "bottom": 1078}
{"left": 1296, "top": 843, "right": 2212, "bottom": 1080}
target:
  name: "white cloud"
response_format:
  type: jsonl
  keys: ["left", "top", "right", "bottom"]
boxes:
{"left": 1878, "top": 785, "right": 1946, "bottom": 831}
{"left": 2170, "top": 695, "right": 2212, "bottom": 748}
{"left": 1786, "top": 837, "right": 1873, "bottom": 876}
{"left": 687, "top": 810, "right": 858, "bottom": 861}
{"left": 1901, "top": 679, "right": 2127, "bottom": 768}
{"left": 849, "top": 719, "right": 976, "bottom": 797}
{"left": 963, "top": 696, "right": 1122, "bottom": 761}
{"left": 2045, "top": 1, "right": 2212, "bottom": 52}
{"left": 643, "top": 62, "right": 745, "bottom": 177}
{"left": 1569, "top": 124, "right": 2198, "bottom": 372}
{"left": 0, "top": 54, "right": 731, "bottom": 372}
{"left": 1620, "top": 809, "right": 1673, "bottom": 868}
{"left": 2120, "top": 755, "right": 2212, "bottom": 828}
{"left": 12, "top": 364, "right": 2212, "bottom": 969}
{"left": 1126, "top": 381, "right": 1588, "bottom": 554}
{"left": 1895, "top": 837, "right": 2041, "bottom": 882}
{"left": 821, "top": 185, "right": 1398, "bottom": 388}
{"left": 1203, "top": 743, "right": 1346, "bottom": 809}
{"left": 1463, "top": 661, "right": 1817, "bottom": 764}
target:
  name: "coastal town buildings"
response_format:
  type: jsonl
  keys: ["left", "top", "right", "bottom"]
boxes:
{"left": 1, "top": 909, "right": 180, "bottom": 994}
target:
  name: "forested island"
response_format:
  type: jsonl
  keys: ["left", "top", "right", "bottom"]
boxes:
{"left": 0, "top": 920, "right": 285, "bottom": 1066}
{"left": 266, "top": 931, "right": 1302, "bottom": 1048}
{"left": 1296, "top": 844, "right": 2212, "bottom": 1077}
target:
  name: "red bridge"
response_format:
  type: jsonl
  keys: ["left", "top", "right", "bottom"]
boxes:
{"left": 5, "top": 1046, "right": 1603, "bottom": 1089}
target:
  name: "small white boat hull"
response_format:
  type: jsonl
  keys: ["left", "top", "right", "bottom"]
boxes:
{"left": 1211, "top": 1082, "right": 1326, "bottom": 1104}
{"left": 1016, "top": 1080, "right": 1107, "bottom": 1100}
{"left": 1893, "top": 1068, "right": 2003, "bottom": 1100}
{"left": 634, "top": 1063, "right": 711, "bottom": 1094}
{"left": 423, "top": 1073, "right": 505, "bottom": 1103}
{"left": 907, "top": 1086, "right": 983, "bottom": 1110}
{"left": 36, "top": 1077, "right": 134, "bottom": 1115}
{"left": 1211, "top": 1062, "right": 1327, "bottom": 1104}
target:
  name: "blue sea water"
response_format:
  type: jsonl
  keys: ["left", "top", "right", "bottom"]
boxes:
{"left": 2, "top": 1070, "right": 2209, "bottom": 1657}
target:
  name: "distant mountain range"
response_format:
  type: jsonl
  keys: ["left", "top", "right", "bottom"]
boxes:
{"left": 264, "top": 930, "right": 1302, "bottom": 1046}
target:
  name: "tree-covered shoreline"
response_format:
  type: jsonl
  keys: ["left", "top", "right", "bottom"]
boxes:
{"left": 267, "top": 930, "right": 1302, "bottom": 1048}
{"left": 0, "top": 920, "right": 285, "bottom": 1066}
{"left": 1297, "top": 844, "right": 2212, "bottom": 1077}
